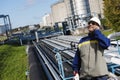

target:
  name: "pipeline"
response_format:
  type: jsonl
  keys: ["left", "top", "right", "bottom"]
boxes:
{"left": 28, "top": 45, "right": 47, "bottom": 80}
{"left": 107, "top": 32, "right": 120, "bottom": 40}
{"left": 33, "top": 41, "right": 61, "bottom": 80}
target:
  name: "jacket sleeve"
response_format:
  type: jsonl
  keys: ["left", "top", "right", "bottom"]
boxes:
{"left": 72, "top": 49, "right": 81, "bottom": 72}
{"left": 94, "top": 30, "right": 110, "bottom": 49}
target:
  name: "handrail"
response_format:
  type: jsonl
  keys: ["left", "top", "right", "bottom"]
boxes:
{"left": 53, "top": 48, "right": 74, "bottom": 80}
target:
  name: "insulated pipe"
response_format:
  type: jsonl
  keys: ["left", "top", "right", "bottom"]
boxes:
{"left": 107, "top": 32, "right": 120, "bottom": 40}
{"left": 35, "top": 49, "right": 54, "bottom": 80}
{"left": 28, "top": 46, "right": 47, "bottom": 80}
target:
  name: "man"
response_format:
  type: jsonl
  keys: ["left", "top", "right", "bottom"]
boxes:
{"left": 72, "top": 17, "right": 110, "bottom": 80}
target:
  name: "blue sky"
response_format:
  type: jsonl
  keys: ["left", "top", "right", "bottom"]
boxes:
{"left": 0, "top": 0, "right": 58, "bottom": 29}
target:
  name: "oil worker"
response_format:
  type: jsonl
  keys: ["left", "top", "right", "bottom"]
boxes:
{"left": 72, "top": 17, "right": 110, "bottom": 80}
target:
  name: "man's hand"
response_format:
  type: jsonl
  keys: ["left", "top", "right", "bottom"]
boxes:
{"left": 73, "top": 73, "right": 79, "bottom": 80}
{"left": 73, "top": 71, "right": 79, "bottom": 80}
{"left": 88, "top": 25, "right": 100, "bottom": 32}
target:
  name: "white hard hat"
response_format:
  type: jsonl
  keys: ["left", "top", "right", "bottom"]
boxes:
{"left": 89, "top": 17, "right": 101, "bottom": 26}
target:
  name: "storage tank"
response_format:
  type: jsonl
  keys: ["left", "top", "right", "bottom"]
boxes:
{"left": 74, "top": 0, "right": 90, "bottom": 16}
{"left": 51, "top": 0, "right": 67, "bottom": 24}
{"left": 64, "top": 0, "right": 90, "bottom": 17}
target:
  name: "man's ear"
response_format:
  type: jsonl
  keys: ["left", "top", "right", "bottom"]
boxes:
{"left": 95, "top": 25, "right": 100, "bottom": 30}
{"left": 97, "top": 26, "right": 100, "bottom": 30}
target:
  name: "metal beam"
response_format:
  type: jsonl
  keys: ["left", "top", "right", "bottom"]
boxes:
{"left": 0, "top": 15, "right": 6, "bottom": 18}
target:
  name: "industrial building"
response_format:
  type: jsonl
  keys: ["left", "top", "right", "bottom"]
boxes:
{"left": 40, "top": 0, "right": 104, "bottom": 33}
{"left": 89, "top": 0, "right": 104, "bottom": 18}
{"left": 42, "top": 13, "right": 53, "bottom": 27}
{"left": 51, "top": 0, "right": 67, "bottom": 24}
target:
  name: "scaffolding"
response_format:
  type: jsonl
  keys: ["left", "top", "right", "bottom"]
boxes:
{"left": 0, "top": 14, "right": 12, "bottom": 37}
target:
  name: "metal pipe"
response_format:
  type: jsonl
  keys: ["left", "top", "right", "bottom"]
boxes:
{"left": 35, "top": 50, "right": 54, "bottom": 80}
{"left": 28, "top": 46, "right": 47, "bottom": 80}
{"left": 107, "top": 32, "right": 120, "bottom": 40}
{"left": 7, "top": 15, "right": 12, "bottom": 35}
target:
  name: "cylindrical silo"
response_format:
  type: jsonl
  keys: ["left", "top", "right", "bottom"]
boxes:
{"left": 64, "top": 0, "right": 90, "bottom": 17}
{"left": 74, "top": 0, "right": 90, "bottom": 16}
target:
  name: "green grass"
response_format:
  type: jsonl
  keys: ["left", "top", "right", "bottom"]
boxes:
{"left": 102, "top": 29, "right": 114, "bottom": 36}
{"left": 0, "top": 45, "right": 27, "bottom": 80}
{"left": 102, "top": 29, "right": 120, "bottom": 40}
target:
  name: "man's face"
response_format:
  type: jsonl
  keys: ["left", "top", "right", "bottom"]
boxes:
{"left": 87, "top": 21, "right": 100, "bottom": 32}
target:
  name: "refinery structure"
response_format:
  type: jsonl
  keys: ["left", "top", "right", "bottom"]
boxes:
{"left": 0, "top": 0, "right": 103, "bottom": 36}
{"left": 0, "top": 15, "right": 12, "bottom": 36}
{"left": 40, "top": 0, "right": 103, "bottom": 30}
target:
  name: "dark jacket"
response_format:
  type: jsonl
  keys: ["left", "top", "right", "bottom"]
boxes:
{"left": 72, "top": 30, "right": 110, "bottom": 77}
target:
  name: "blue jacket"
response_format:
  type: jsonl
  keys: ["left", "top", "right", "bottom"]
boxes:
{"left": 72, "top": 30, "right": 110, "bottom": 77}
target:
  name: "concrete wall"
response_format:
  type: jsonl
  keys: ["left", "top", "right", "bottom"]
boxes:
{"left": 42, "top": 14, "right": 49, "bottom": 26}
{"left": 89, "top": 0, "right": 104, "bottom": 18}
{"left": 44, "top": 13, "right": 53, "bottom": 27}
{"left": 51, "top": 1, "right": 67, "bottom": 24}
